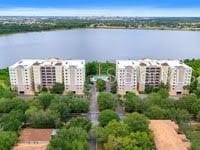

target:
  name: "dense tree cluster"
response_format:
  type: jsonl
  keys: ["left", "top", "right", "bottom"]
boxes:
{"left": 0, "top": 69, "right": 15, "bottom": 99}
{"left": 25, "top": 93, "right": 90, "bottom": 127}
{"left": 0, "top": 91, "right": 90, "bottom": 149}
{"left": 123, "top": 92, "right": 200, "bottom": 123}
{"left": 0, "top": 68, "right": 10, "bottom": 86}
{"left": 65, "top": 117, "right": 92, "bottom": 132}
{"left": 50, "top": 83, "right": 65, "bottom": 94}
{"left": 0, "top": 85, "right": 15, "bottom": 99}
{"left": 123, "top": 92, "right": 200, "bottom": 149}
{"left": 0, "top": 97, "right": 28, "bottom": 149}
{"left": 0, "top": 132, "right": 17, "bottom": 150}
{"left": 1, "top": 17, "right": 200, "bottom": 35}
{"left": 93, "top": 113, "right": 155, "bottom": 150}
{"left": 49, "top": 127, "right": 89, "bottom": 150}
{"left": 144, "top": 83, "right": 169, "bottom": 95}
{"left": 0, "top": 20, "right": 91, "bottom": 35}
{"left": 86, "top": 61, "right": 116, "bottom": 77}
{"left": 48, "top": 117, "right": 92, "bottom": 150}
{"left": 98, "top": 110, "right": 120, "bottom": 127}
{"left": 185, "top": 59, "right": 200, "bottom": 77}
{"left": 96, "top": 79, "right": 106, "bottom": 92}
{"left": 97, "top": 92, "right": 117, "bottom": 111}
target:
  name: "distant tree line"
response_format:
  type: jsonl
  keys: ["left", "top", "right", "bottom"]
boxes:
{"left": 1, "top": 17, "right": 200, "bottom": 35}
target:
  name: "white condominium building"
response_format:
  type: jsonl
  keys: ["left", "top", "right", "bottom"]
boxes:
{"left": 9, "top": 60, "right": 38, "bottom": 95}
{"left": 9, "top": 59, "right": 85, "bottom": 95}
{"left": 63, "top": 60, "right": 85, "bottom": 95}
{"left": 32, "top": 58, "right": 63, "bottom": 92}
{"left": 116, "top": 60, "right": 139, "bottom": 95}
{"left": 138, "top": 59, "right": 163, "bottom": 92}
{"left": 116, "top": 59, "right": 192, "bottom": 96}
{"left": 167, "top": 61, "right": 192, "bottom": 95}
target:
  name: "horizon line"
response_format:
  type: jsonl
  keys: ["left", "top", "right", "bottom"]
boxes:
{"left": 0, "top": 7, "right": 200, "bottom": 17}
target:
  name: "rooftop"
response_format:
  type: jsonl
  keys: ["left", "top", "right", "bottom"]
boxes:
{"left": 9, "top": 59, "right": 41, "bottom": 69}
{"left": 9, "top": 59, "right": 85, "bottom": 69}
{"left": 18, "top": 128, "right": 54, "bottom": 143}
{"left": 64, "top": 60, "right": 85, "bottom": 68}
{"left": 116, "top": 60, "right": 140, "bottom": 68}
{"left": 13, "top": 128, "right": 54, "bottom": 150}
{"left": 116, "top": 59, "right": 191, "bottom": 69}
{"left": 33, "top": 58, "right": 64, "bottom": 66}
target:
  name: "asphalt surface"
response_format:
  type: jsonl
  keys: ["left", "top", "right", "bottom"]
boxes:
{"left": 89, "top": 82, "right": 99, "bottom": 125}
{"left": 88, "top": 82, "right": 99, "bottom": 150}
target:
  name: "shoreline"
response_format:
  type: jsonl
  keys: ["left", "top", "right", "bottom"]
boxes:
{"left": 0, "top": 26, "right": 200, "bottom": 36}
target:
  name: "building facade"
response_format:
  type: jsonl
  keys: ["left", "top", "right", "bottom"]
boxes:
{"left": 116, "top": 60, "right": 139, "bottom": 95}
{"left": 32, "top": 59, "right": 63, "bottom": 92}
{"left": 9, "top": 59, "right": 85, "bottom": 95}
{"left": 9, "top": 60, "right": 37, "bottom": 95}
{"left": 116, "top": 59, "right": 192, "bottom": 96}
{"left": 167, "top": 61, "right": 192, "bottom": 95}
{"left": 63, "top": 60, "right": 85, "bottom": 95}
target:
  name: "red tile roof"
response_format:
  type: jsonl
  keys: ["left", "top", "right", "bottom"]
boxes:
{"left": 19, "top": 128, "right": 53, "bottom": 143}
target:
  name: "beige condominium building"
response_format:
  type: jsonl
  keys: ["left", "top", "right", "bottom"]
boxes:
{"left": 63, "top": 60, "right": 85, "bottom": 95}
{"left": 9, "top": 60, "right": 38, "bottom": 95}
{"left": 9, "top": 59, "right": 85, "bottom": 95}
{"left": 138, "top": 59, "right": 163, "bottom": 92}
{"left": 166, "top": 61, "right": 192, "bottom": 95}
{"left": 116, "top": 59, "right": 192, "bottom": 96}
{"left": 116, "top": 60, "right": 139, "bottom": 95}
{"left": 32, "top": 58, "right": 63, "bottom": 92}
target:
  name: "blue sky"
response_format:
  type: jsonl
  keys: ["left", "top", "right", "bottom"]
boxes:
{"left": 0, "top": 0, "right": 200, "bottom": 8}
{"left": 0, "top": 0, "right": 200, "bottom": 16}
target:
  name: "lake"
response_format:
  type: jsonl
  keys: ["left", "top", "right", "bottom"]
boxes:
{"left": 0, "top": 29, "right": 200, "bottom": 68}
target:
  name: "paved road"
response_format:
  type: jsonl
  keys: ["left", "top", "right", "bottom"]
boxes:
{"left": 89, "top": 135, "right": 97, "bottom": 150}
{"left": 106, "top": 80, "right": 111, "bottom": 92}
{"left": 89, "top": 82, "right": 99, "bottom": 150}
{"left": 116, "top": 104, "right": 125, "bottom": 119}
{"left": 89, "top": 82, "right": 99, "bottom": 125}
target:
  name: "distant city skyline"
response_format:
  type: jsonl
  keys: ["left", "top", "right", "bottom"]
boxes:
{"left": 0, "top": 0, "right": 200, "bottom": 17}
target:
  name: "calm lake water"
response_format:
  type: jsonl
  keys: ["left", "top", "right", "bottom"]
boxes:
{"left": 0, "top": 29, "right": 200, "bottom": 68}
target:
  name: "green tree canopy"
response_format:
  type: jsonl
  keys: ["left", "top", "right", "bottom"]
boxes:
{"left": 0, "top": 110, "right": 25, "bottom": 131}
{"left": 98, "top": 109, "right": 120, "bottom": 127}
{"left": 0, "top": 85, "right": 15, "bottom": 99}
{"left": 86, "top": 62, "right": 98, "bottom": 76}
{"left": 0, "top": 131, "right": 17, "bottom": 150}
{"left": 104, "top": 132, "right": 155, "bottom": 150}
{"left": 97, "top": 92, "right": 117, "bottom": 111}
{"left": 145, "top": 105, "right": 167, "bottom": 119}
{"left": 38, "top": 93, "right": 55, "bottom": 110}
{"left": 157, "top": 88, "right": 169, "bottom": 99}
{"left": 96, "top": 79, "right": 106, "bottom": 92}
{"left": 123, "top": 112, "right": 149, "bottom": 132}
{"left": 50, "top": 83, "right": 64, "bottom": 94}
{"left": 49, "top": 127, "right": 89, "bottom": 150}
{"left": 0, "top": 98, "right": 28, "bottom": 113}
{"left": 68, "top": 99, "right": 90, "bottom": 113}
{"left": 124, "top": 92, "right": 142, "bottom": 113}
{"left": 26, "top": 109, "right": 60, "bottom": 128}
{"left": 49, "top": 99, "right": 70, "bottom": 121}
{"left": 66, "top": 117, "right": 92, "bottom": 132}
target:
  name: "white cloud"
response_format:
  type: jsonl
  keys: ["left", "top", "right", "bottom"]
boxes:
{"left": 0, "top": 7, "right": 200, "bottom": 17}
